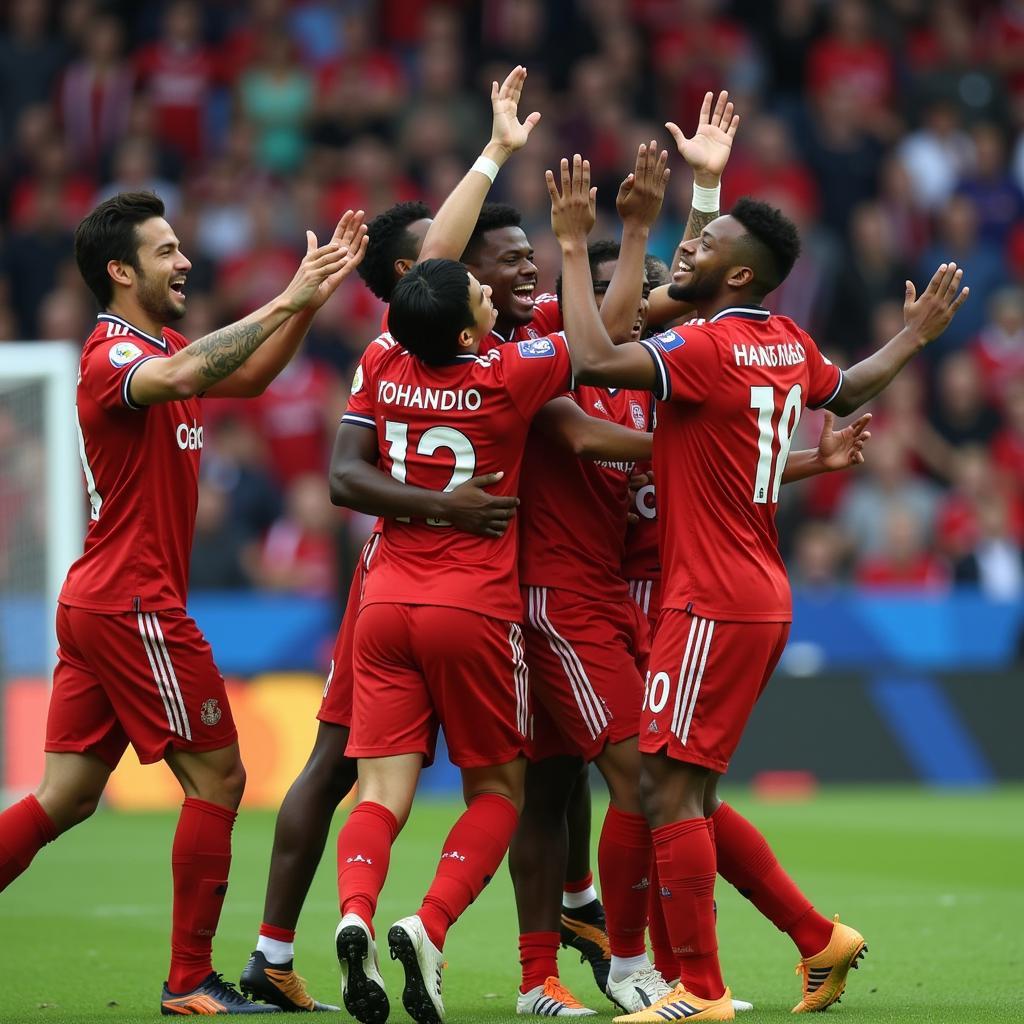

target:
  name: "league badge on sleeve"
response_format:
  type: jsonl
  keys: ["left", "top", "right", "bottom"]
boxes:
{"left": 350, "top": 364, "right": 364, "bottom": 394}
{"left": 651, "top": 330, "right": 686, "bottom": 352}
{"left": 108, "top": 341, "right": 144, "bottom": 367}
{"left": 517, "top": 337, "right": 557, "bottom": 358}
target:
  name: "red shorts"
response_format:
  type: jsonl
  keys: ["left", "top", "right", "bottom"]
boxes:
{"left": 319, "top": 533, "right": 380, "bottom": 728}
{"left": 627, "top": 577, "right": 661, "bottom": 640}
{"left": 639, "top": 610, "right": 789, "bottom": 773}
{"left": 46, "top": 605, "right": 237, "bottom": 768}
{"left": 522, "top": 586, "right": 647, "bottom": 762}
{"left": 348, "top": 603, "right": 529, "bottom": 769}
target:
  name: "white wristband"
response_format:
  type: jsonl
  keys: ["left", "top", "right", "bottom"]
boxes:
{"left": 472, "top": 156, "right": 500, "bottom": 183}
{"left": 691, "top": 181, "right": 721, "bottom": 213}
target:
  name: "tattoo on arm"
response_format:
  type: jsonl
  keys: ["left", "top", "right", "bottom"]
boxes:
{"left": 185, "top": 321, "right": 266, "bottom": 384}
{"left": 683, "top": 207, "right": 718, "bottom": 243}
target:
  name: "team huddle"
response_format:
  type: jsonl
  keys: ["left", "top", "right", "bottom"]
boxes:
{"left": 0, "top": 68, "right": 968, "bottom": 1022}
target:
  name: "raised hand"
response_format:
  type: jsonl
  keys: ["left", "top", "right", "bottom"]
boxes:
{"left": 616, "top": 141, "right": 671, "bottom": 230}
{"left": 665, "top": 90, "right": 740, "bottom": 186}
{"left": 904, "top": 263, "right": 970, "bottom": 344}
{"left": 441, "top": 472, "right": 520, "bottom": 538}
{"left": 490, "top": 65, "right": 542, "bottom": 158}
{"left": 307, "top": 209, "right": 369, "bottom": 311}
{"left": 281, "top": 230, "right": 356, "bottom": 314}
{"left": 546, "top": 154, "right": 597, "bottom": 245}
{"left": 817, "top": 411, "right": 872, "bottom": 470}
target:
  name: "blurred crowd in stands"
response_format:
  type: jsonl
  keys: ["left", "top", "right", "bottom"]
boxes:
{"left": 1, "top": 0, "right": 1023, "bottom": 604}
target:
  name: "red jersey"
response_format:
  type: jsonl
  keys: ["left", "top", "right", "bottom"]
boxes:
{"left": 621, "top": 393, "right": 659, "bottom": 581}
{"left": 60, "top": 314, "right": 202, "bottom": 613}
{"left": 341, "top": 332, "right": 573, "bottom": 619}
{"left": 519, "top": 385, "right": 650, "bottom": 601}
{"left": 639, "top": 306, "right": 843, "bottom": 622}
{"left": 483, "top": 294, "right": 561, "bottom": 351}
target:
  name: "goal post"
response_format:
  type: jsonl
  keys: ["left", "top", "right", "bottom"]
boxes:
{"left": 0, "top": 342, "right": 83, "bottom": 800}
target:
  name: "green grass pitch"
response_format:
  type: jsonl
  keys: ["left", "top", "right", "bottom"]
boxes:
{"left": 4, "top": 786, "right": 1022, "bottom": 1023}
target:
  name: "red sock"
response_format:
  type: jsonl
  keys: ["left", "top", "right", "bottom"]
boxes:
{"left": 647, "top": 853, "right": 675, "bottom": 981}
{"left": 337, "top": 801, "right": 399, "bottom": 936}
{"left": 258, "top": 923, "right": 295, "bottom": 942}
{"left": 418, "top": 794, "right": 519, "bottom": 950}
{"left": 564, "top": 870, "right": 593, "bottom": 895}
{"left": 598, "top": 806, "right": 652, "bottom": 958}
{"left": 0, "top": 795, "right": 58, "bottom": 892}
{"left": 519, "top": 930, "right": 560, "bottom": 992}
{"left": 653, "top": 818, "right": 723, "bottom": 1001}
{"left": 168, "top": 798, "right": 236, "bottom": 993}
{"left": 711, "top": 803, "right": 832, "bottom": 958}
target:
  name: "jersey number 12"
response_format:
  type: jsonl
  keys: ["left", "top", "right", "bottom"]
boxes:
{"left": 384, "top": 421, "right": 477, "bottom": 526}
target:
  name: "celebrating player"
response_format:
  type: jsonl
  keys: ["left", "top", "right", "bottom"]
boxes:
{"left": 328, "top": 259, "right": 588, "bottom": 1024}
{"left": 546, "top": 150, "right": 968, "bottom": 1021}
{"left": 0, "top": 191, "right": 367, "bottom": 1015}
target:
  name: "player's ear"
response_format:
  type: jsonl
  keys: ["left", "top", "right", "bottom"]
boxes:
{"left": 107, "top": 259, "right": 134, "bottom": 288}
{"left": 457, "top": 328, "right": 475, "bottom": 350}
{"left": 394, "top": 257, "right": 414, "bottom": 278}
{"left": 727, "top": 265, "right": 755, "bottom": 290}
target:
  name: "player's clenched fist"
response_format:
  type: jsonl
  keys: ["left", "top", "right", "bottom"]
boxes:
{"left": 547, "top": 154, "right": 597, "bottom": 245}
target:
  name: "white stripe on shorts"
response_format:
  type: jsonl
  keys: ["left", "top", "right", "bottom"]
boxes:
{"left": 508, "top": 623, "right": 529, "bottom": 736}
{"left": 137, "top": 612, "right": 191, "bottom": 739}
{"left": 527, "top": 587, "right": 607, "bottom": 740}
{"left": 670, "top": 616, "right": 714, "bottom": 743}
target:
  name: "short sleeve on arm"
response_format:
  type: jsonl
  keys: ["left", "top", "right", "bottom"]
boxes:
{"left": 340, "top": 334, "right": 393, "bottom": 429}
{"left": 80, "top": 339, "right": 159, "bottom": 411}
{"left": 802, "top": 330, "right": 844, "bottom": 409}
{"left": 638, "top": 326, "right": 721, "bottom": 403}
{"left": 529, "top": 295, "right": 562, "bottom": 337}
{"left": 506, "top": 333, "right": 575, "bottom": 421}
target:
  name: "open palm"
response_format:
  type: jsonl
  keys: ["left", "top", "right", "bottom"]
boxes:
{"left": 666, "top": 90, "right": 739, "bottom": 181}
{"left": 308, "top": 209, "right": 369, "bottom": 310}
{"left": 490, "top": 65, "right": 541, "bottom": 155}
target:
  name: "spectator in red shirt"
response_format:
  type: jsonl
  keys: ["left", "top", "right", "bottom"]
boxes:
{"left": 856, "top": 504, "right": 951, "bottom": 591}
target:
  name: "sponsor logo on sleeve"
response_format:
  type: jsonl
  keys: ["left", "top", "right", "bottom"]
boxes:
{"left": 517, "top": 337, "right": 556, "bottom": 358}
{"left": 651, "top": 330, "right": 685, "bottom": 352}
{"left": 350, "top": 365, "right": 364, "bottom": 394}
{"left": 108, "top": 341, "right": 144, "bottom": 367}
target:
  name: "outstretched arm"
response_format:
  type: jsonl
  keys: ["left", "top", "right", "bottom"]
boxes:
{"left": 549, "top": 155, "right": 657, "bottom": 389}
{"left": 827, "top": 264, "right": 969, "bottom": 416}
{"left": 329, "top": 424, "right": 520, "bottom": 539}
{"left": 647, "top": 90, "right": 740, "bottom": 329}
{"left": 417, "top": 65, "right": 540, "bottom": 262}
{"left": 128, "top": 229, "right": 357, "bottom": 406}
{"left": 535, "top": 397, "right": 652, "bottom": 460}
{"left": 782, "top": 412, "right": 872, "bottom": 483}
{"left": 600, "top": 142, "right": 671, "bottom": 343}
{"left": 205, "top": 211, "right": 368, "bottom": 398}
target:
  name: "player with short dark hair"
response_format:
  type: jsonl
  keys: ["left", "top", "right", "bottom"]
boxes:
{"left": 357, "top": 201, "right": 433, "bottom": 303}
{"left": 328, "top": 260, "right": 583, "bottom": 1024}
{"left": 240, "top": 67, "right": 544, "bottom": 1013}
{"left": 547, "top": 150, "right": 968, "bottom": 1022}
{"left": 0, "top": 191, "right": 367, "bottom": 1015}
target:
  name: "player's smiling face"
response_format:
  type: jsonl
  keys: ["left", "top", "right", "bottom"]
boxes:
{"left": 593, "top": 259, "right": 651, "bottom": 342}
{"left": 465, "top": 226, "right": 538, "bottom": 327}
{"left": 131, "top": 217, "right": 192, "bottom": 323}
{"left": 668, "top": 215, "right": 743, "bottom": 305}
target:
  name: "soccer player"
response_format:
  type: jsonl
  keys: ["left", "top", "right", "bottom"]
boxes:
{"left": 546, "top": 151, "right": 968, "bottom": 1021}
{"left": 240, "top": 66, "right": 545, "bottom": 1012}
{"left": 0, "top": 191, "right": 367, "bottom": 1014}
{"left": 328, "top": 258, "right": 613, "bottom": 1024}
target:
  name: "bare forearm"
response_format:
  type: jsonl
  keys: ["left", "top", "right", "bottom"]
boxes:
{"left": 330, "top": 458, "right": 448, "bottom": 519}
{"left": 600, "top": 223, "right": 649, "bottom": 343}
{"left": 830, "top": 328, "right": 924, "bottom": 415}
{"left": 419, "top": 142, "right": 511, "bottom": 261}
{"left": 183, "top": 298, "right": 293, "bottom": 388}
{"left": 578, "top": 423, "right": 652, "bottom": 461}
{"left": 562, "top": 241, "right": 619, "bottom": 381}
{"left": 781, "top": 449, "right": 830, "bottom": 484}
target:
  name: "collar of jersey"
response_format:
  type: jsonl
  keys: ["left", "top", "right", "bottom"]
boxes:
{"left": 97, "top": 313, "right": 168, "bottom": 350}
{"left": 708, "top": 305, "right": 770, "bottom": 323}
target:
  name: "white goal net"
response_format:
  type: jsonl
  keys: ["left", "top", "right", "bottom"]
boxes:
{"left": 0, "top": 343, "right": 83, "bottom": 798}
